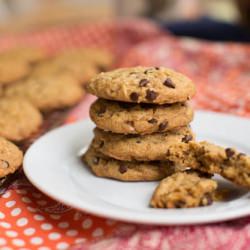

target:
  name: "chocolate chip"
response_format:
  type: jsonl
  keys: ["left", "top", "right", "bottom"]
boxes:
{"left": 158, "top": 122, "right": 168, "bottom": 131}
{"left": 136, "top": 140, "right": 141, "bottom": 144}
{"left": 148, "top": 118, "right": 157, "bottom": 124}
{"left": 97, "top": 65, "right": 106, "bottom": 72}
{"left": 119, "top": 164, "right": 127, "bottom": 174}
{"left": 119, "top": 102, "right": 136, "bottom": 109}
{"left": 130, "top": 92, "right": 139, "bottom": 102}
{"left": 181, "top": 135, "right": 193, "bottom": 143}
{"left": 163, "top": 78, "right": 175, "bottom": 88}
{"left": 129, "top": 72, "right": 137, "bottom": 75}
{"left": 92, "top": 157, "right": 99, "bottom": 165}
{"left": 174, "top": 201, "right": 185, "bottom": 208}
{"left": 146, "top": 89, "right": 158, "bottom": 101}
{"left": 225, "top": 148, "right": 235, "bottom": 158}
{"left": 0, "top": 160, "right": 9, "bottom": 169}
{"left": 97, "top": 106, "right": 106, "bottom": 116}
{"left": 155, "top": 67, "right": 160, "bottom": 70}
{"left": 99, "top": 141, "right": 104, "bottom": 148}
{"left": 139, "top": 79, "right": 149, "bottom": 87}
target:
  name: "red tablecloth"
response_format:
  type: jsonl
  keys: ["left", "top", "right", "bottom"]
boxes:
{"left": 0, "top": 19, "right": 250, "bottom": 250}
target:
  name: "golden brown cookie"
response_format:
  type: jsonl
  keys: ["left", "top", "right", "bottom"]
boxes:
{"left": 92, "top": 126, "right": 194, "bottom": 161}
{"left": 150, "top": 170, "right": 217, "bottom": 208}
{"left": 82, "top": 146, "right": 176, "bottom": 182}
{"left": 0, "top": 137, "right": 23, "bottom": 178}
{"left": 4, "top": 75, "right": 84, "bottom": 112}
{"left": 165, "top": 141, "right": 250, "bottom": 189}
{"left": 0, "top": 59, "right": 30, "bottom": 85}
{"left": 0, "top": 47, "right": 48, "bottom": 64}
{"left": 31, "top": 57, "right": 98, "bottom": 85}
{"left": 90, "top": 99, "right": 194, "bottom": 134}
{"left": 56, "top": 48, "right": 114, "bottom": 70}
{"left": 86, "top": 67, "right": 196, "bottom": 104}
{"left": 0, "top": 97, "right": 42, "bottom": 141}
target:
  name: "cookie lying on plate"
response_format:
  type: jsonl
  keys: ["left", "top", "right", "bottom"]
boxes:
{"left": 83, "top": 146, "right": 177, "bottom": 182}
{"left": 90, "top": 99, "right": 193, "bottom": 134}
{"left": 0, "top": 137, "right": 23, "bottom": 178}
{"left": 0, "top": 97, "right": 42, "bottom": 142}
{"left": 86, "top": 67, "right": 196, "bottom": 104}
{"left": 92, "top": 126, "right": 194, "bottom": 161}
{"left": 150, "top": 170, "right": 217, "bottom": 208}
{"left": 4, "top": 75, "right": 84, "bottom": 112}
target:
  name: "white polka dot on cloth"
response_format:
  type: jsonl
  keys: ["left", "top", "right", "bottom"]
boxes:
{"left": 23, "top": 228, "right": 36, "bottom": 236}
{"left": 106, "top": 219, "right": 116, "bottom": 226}
{"left": 0, "top": 211, "right": 5, "bottom": 219}
{"left": 5, "top": 230, "right": 18, "bottom": 237}
{"left": 34, "top": 214, "right": 45, "bottom": 221}
{"left": 37, "top": 200, "right": 47, "bottom": 206}
{"left": 27, "top": 206, "right": 36, "bottom": 213}
{"left": 16, "top": 217, "right": 28, "bottom": 227}
{"left": 66, "top": 229, "right": 78, "bottom": 237}
{"left": 32, "top": 192, "right": 42, "bottom": 198}
{"left": 38, "top": 247, "right": 51, "bottom": 250}
{"left": 2, "top": 191, "right": 11, "bottom": 198}
{"left": 12, "top": 239, "right": 25, "bottom": 247}
{"left": 48, "top": 232, "right": 61, "bottom": 240}
{"left": 30, "top": 237, "right": 43, "bottom": 245}
{"left": 82, "top": 218, "right": 92, "bottom": 229}
{"left": 58, "top": 222, "right": 69, "bottom": 229}
{"left": 11, "top": 208, "right": 22, "bottom": 216}
{"left": 1, "top": 247, "right": 13, "bottom": 250}
{"left": 74, "top": 238, "right": 86, "bottom": 244}
{"left": 21, "top": 197, "right": 32, "bottom": 203}
{"left": 50, "top": 214, "right": 61, "bottom": 220}
{"left": 0, "top": 238, "right": 7, "bottom": 245}
{"left": 0, "top": 222, "right": 11, "bottom": 229}
{"left": 41, "top": 223, "right": 53, "bottom": 230}
{"left": 5, "top": 200, "right": 16, "bottom": 208}
{"left": 92, "top": 228, "right": 104, "bottom": 237}
{"left": 16, "top": 189, "right": 27, "bottom": 195}
{"left": 56, "top": 242, "right": 69, "bottom": 250}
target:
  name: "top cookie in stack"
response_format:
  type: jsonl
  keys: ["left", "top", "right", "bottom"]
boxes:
{"left": 83, "top": 66, "right": 196, "bottom": 181}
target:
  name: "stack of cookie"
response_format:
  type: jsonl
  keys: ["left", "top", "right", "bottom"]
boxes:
{"left": 83, "top": 66, "right": 196, "bottom": 181}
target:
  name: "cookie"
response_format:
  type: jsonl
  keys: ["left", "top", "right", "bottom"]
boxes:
{"left": 0, "top": 47, "right": 48, "bottom": 64}
{"left": 92, "top": 126, "right": 194, "bottom": 161}
{"left": 166, "top": 141, "right": 250, "bottom": 189}
{"left": 0, "top": 137, "right": 23, "bottom": 178}
{"left": 82, "top": 146, "right": 176, "bottom": 181}
{"left": 150, "top": 170, "right": 217, "bottom": 208}
{"left": 4, "top": 75, "right": 84, "bottom": 112}
{"left": 31, "top": 57, "right": 98, "bottom": 85}
{"left": 0, "top": 59, "right": 30, "bottom": 85}
{"left": 0, "top": 97, "right": 42, "bottom": 141}
{"left": 56, "top": 48, "right": 113, "bottom": 70}
{"left": 86, "top": 67, "right": 196, "bottom": 104}
{"left": 90, "top": 99, "right": 194, "bottom": 134}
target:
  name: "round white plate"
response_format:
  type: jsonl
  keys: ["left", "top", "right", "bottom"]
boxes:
{"left": 24, "top": 111, "right": 250, "bottom": 225}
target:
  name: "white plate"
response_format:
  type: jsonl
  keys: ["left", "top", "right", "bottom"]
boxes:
{"left": 23, "top": 111, "right": 250, "bottom": 225}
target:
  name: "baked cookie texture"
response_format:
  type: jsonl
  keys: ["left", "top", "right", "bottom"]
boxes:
{"left": 150, "top": 170, "right": 217, "bottom": 208}
{"left": 0, "top": 97, "right": 42, "bottom": 141}
{"left": 90, "top": 99, "right": 194, "bottom": 134}
{"left": 92, "top": 126, "right": 194, "bottom": 161}
{"left": 0, "top": 59, "right": 30, "bottom": 85}
{"left": 86, "top": 67, "right": 196, "bottom": 104}
{"left": 0, "top": 47, "right": 48, "bottom": 64}
{"left": 0, "top": 137, "right": 23, "bottom": 178}
{"left": 31, "top": 58, "right": 98, "bottom": 85}
{"left": 166, "top": 141, "right": 250, "bottom": 188}
{"left": 83, "top": 146, "right": 176, "bottom": 181}
{"left": 4, "top": 75, "right": 84, "bottom": 112}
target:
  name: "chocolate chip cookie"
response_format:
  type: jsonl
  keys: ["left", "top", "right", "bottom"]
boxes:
{"left": 0, "top": 97, "right": 42, "bottom": 141}
{"left": 4, "top": 75, "right": 84, "bottom": 112}
{"left": 150, "top": 170, "right": 217, "bottom": 208}
{"left": 90, "top": 99, "right": 193, "bottom": 134}
{"left": 82, "top": 146, "right": 176, "bottom": 181}
{"left": 86, "top": 67, "right": 196, "bottom": 104}
{"left": 0, "top": 137, "right": 23, "bottom": 178}
{"left": 92, "top": 126, "right": 194, "bottom": 161}
{"left": 166, "top": 141, "right": 250, "bottom": 189}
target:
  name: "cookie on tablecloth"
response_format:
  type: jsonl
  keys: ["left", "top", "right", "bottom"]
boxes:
{"left": 0, "top": 137, "right": 23, "bottom": 178}
{"left": 90, "top": 99, "right": 193, "bottom": 134}
{"left": 92, "top": 126, "right": 194, "bottom": 161}
{"left": 86, "top": 67, "right": 195, "bottom": 104}
{"left": 4, "top": 75, "right": 84, "bottom": 112}
{"left": 0, "top": 97, "right": 42, "bottom": 141}
{"left": 82, "top": 146, "right": 176, "bottom": 181}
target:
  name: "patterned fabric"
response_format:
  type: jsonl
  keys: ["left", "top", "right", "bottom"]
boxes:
{"left": 0, "top": 19, "right": 250, "bottom": 250}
